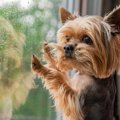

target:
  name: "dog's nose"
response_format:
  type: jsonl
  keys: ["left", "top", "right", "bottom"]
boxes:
{"left": 64, "top": 44, "right": 74, "bottom": 57}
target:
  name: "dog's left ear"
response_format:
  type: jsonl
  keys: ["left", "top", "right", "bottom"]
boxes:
{"left": 59, "top": 7, "right": 77, "bottom": 24}
{"left": 104, "top": 6, "right": 120, "bottom": 35}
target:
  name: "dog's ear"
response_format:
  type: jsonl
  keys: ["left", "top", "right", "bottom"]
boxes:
{"left": 104, "top": 6, "right": 120, "bottom": 35}
{"left": 59, "top": 7, "right": 76, "bottom": 24}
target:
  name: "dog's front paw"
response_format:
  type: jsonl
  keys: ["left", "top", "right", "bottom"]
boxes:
{"left": 44, "top": 41, "right": 51, "bottom": 53}
{"left": 31, "top": 54, "right": 42, "bottom": 72}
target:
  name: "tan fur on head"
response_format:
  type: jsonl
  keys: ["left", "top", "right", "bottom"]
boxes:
{"left": 56, "top": 6, "right": 120, "bottom": 78}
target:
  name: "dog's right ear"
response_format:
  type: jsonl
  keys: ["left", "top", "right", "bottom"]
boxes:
{"left": 59, "top": 7, "right": 76, "bottom": 24}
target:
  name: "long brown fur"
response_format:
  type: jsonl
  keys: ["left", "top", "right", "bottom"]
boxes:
{"left": 32, "top": 54, "right": 83, "bottom": 120}
{"left": 32, "top": 6, "right": 120, "bottom": 120}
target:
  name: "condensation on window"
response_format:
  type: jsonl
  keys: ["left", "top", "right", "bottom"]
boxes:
{"left": 0, "top": 0, "right": 62, "bottom": 120}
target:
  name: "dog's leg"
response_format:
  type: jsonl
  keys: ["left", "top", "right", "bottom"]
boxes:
{"left": 31, "top": 55, "right": 81, "bottom": 119}
{"left": 43, "top": 42, "right": 58, "bottom": 69}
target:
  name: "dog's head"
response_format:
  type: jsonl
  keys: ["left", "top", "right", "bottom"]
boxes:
{"left": 57, "top": 7, "right": 120, "bottom": 78}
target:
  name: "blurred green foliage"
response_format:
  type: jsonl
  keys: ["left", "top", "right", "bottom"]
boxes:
{"left": 0, "top": 0, "right": 61, "bottom": 119}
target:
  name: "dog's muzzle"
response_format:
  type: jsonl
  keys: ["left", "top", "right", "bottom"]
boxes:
{"left": 64, "top": 44, "right": 74, "bottom": 57}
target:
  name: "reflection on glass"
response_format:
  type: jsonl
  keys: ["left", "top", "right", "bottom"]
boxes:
{"left": 0, "top": 0, "right": 61, "bottom": 120}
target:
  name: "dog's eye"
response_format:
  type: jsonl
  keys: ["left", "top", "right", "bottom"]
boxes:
{"left": 65, "top": 35, "right": 70, "bottom": 42}
{"left": 81, "top": 36, "right": 93, "bottom": 45}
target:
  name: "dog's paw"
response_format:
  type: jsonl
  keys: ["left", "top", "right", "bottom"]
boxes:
{"left": 44, "top": 41, "right": 50, "bottom": 53}
{"left": 31, "top": 54, "right": 42, "bottom": 72}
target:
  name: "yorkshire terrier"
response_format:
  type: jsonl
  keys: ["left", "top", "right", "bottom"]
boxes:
{"left": 31, "top": 6, "right": 120, "bottom": 120}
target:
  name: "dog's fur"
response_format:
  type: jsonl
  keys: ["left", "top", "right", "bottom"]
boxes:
{"left": 32, "top": 6, "right": 120, "bottom": 120}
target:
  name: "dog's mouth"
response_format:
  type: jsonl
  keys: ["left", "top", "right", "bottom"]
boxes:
{"left": 64, "top": 52, "right": 74, "bottom": 58}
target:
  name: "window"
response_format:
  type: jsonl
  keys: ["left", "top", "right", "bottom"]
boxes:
{"left": 0, "top": 0, "right": 120, "bottom": 120}
{"left": 0, "top": 0, "right": 62, "bottom": 120}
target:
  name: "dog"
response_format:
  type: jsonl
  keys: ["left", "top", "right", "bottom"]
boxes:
{"left": 31, "top": 6, "right": 120, "bottom": 120}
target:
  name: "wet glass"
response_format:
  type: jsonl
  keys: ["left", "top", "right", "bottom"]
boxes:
{"left": 0, "top": 0, "right": 61, "bottom": 120}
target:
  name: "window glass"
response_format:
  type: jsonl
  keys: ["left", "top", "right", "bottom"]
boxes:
{"left": 0, "top": 0, "right": 62, "bottom": 120}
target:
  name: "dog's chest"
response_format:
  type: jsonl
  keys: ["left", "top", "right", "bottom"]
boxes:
{"left": 70, "top": 73, "right": 95, "bottom": 94}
